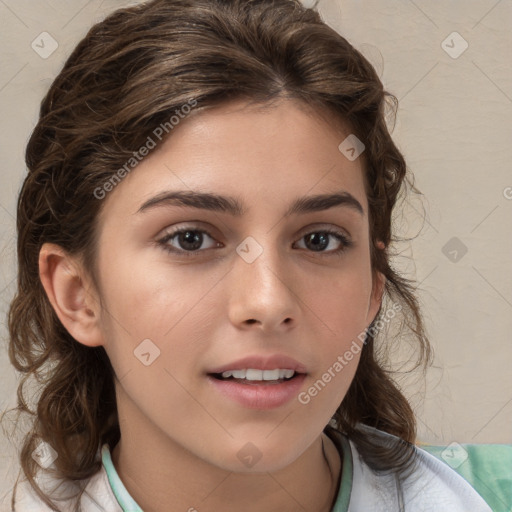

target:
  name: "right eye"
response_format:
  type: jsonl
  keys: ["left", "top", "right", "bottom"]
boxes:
{"left": 158, "top": 227, "right": 223, "bottom": 256}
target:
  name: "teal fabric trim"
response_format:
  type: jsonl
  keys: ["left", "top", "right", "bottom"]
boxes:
{"left": 331, "top": 433, "right": 353, "bottom": 511}
{"left": 420, "top": 443, "right": 512, "bottom": 512}
{"left": 101, "top": 444, "right": 144, "bottom": 512}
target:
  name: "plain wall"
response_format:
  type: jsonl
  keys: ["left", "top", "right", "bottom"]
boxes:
{"left": 1, "top": 0, "right": 511, "bottom": 508}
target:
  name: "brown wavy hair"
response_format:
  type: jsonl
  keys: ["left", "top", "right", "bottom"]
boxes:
{"left": 3, "top": 0, "right": 432, "bottom": 509}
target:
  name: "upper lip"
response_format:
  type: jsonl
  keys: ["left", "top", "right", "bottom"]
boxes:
{"left": 208, "top": 354, "right": 308, "bottom": 375}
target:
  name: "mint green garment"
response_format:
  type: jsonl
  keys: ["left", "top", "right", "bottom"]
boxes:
{"left": 102, "top": 445, "right": 143, "bottom": 512}
{"left": 420, "top": 443, "right": 512, "bottom": 512}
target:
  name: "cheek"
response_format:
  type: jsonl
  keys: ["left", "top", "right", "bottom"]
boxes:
{"left": 306, "top": 261, "right": 373, "bottom": 334}
{"left": 97, "top": 261, "right": 221, "bottom": 427}
{"left": 300, "top": 258, "right": 373, "bottom": 399}
{"left": 97, "top": 252, "right": 223, "bottom": 371}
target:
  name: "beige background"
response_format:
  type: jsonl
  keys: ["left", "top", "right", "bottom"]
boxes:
{"left": 0, "top": 0, "right": 511, "bottom": 508}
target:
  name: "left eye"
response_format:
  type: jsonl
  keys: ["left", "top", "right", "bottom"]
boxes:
{"left": 294, "top": 230, "right": 351, "bottom": 253}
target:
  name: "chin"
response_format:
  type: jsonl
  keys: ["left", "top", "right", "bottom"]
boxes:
{"left": 203, "top": 435, "right": 311, "bottom": 474}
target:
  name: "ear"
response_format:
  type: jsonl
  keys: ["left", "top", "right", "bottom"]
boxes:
{"left": 366, "top": 240, "right": 387, "bottom": 325}
{"left": 39, "top": 243, "right": 104, "bottom": 347}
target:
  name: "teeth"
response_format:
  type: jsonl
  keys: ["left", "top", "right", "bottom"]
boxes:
{"left": 220, "top": 369, "right": 296, "bottom": 380}
{"left": 246, "top": 369, "right": 263, "bottom": 380}
{"left": 262, "top": 369, "right": 280, "bottom": 380}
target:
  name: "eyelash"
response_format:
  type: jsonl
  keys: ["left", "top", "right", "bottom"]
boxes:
{"left": 157, "top": 226, "right": 353, "bottom": 258}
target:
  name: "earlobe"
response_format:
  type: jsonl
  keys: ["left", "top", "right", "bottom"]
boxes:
{"left": 367, "top": 270, "right": 386, "bottom": 325}
{"left": 375, "top": 270, "right": 386, "bottom": 304}
{"left": 366, "top": 240, "right": 387, "bottom": 323}
{"left": 38, "top": 243, "right": 104, "bottom": 347}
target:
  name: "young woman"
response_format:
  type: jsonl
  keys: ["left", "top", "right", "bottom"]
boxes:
{"left": 5, "top": 0, "right": 492, "bottom": 510}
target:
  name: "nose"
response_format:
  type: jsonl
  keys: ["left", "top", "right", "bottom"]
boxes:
{"left": 227, "top": 242, "right": 299, "bottom": 333}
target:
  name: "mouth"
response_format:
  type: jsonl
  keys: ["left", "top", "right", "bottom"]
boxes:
{"left": 206, "top": 368, "right": 307, "bottom": 409}
{"left": 206, "top": 354, "right": 308, "bottom": 409}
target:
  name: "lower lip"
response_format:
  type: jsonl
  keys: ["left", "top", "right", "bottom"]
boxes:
{"left": 207, "top": 374, "right": 307, "bottom": 410}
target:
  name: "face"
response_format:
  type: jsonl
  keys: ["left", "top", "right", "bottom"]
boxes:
{"left": 88, "top": 98, "right": 383, "bottom": 472}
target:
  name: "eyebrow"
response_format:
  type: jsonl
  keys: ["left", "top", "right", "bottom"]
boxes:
{"left": 137, "top": 190, "right": 364, "bottom": 217}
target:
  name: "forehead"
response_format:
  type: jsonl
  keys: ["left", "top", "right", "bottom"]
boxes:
{"left": 97, "top": 98, "right": 368, "bottom": 221}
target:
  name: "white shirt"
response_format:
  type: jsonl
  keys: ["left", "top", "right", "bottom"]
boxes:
{"left": 12, "top": 425, "right": 492, "bottom": 511}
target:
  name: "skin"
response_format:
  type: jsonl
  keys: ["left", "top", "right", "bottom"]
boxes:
{"left": 39, "top": 98, "right": 385, "bottom": 512}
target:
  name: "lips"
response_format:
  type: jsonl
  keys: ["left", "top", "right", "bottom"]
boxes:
{"left": 206, "top": 354, "right": 308, "bottom": 409}
{"left": 207, "top": 373, "right": 307, "bottom": 409}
